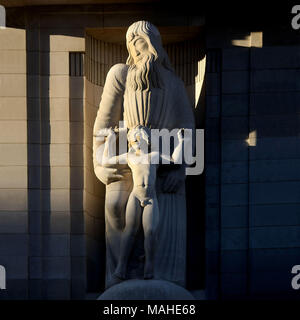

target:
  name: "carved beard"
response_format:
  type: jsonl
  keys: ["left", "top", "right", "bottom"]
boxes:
{"left": 127, "top": 53, "right": 163, "bottom": 91}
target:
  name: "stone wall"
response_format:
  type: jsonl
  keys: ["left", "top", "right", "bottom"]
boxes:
{"left": 205, "top": 29, "right": 300, "bottom": 299}
{"left": 248, "top": 46, "right": 300, "bottom": 298}
{"left": 25, "top": 13, "right": 86, "bottom": 299}
{"left": 0, "top": 28, "right": 28, "bottom": 299}
{"left": 85, "top": 32, "right": 207, "bottom": 292}
{"left": 0, "top": 3, "right": 205, "bottom": 300}
{"left": 84, "top": 78, "right": 106, "bottom": 292}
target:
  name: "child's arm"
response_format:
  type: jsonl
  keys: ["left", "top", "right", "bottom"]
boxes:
{"left": 159, "top": 130, "right": 187, "bottom": 164}
{"left": 171, "top": 130, "right": 184, "bottom": 164}
{"left": 110, "top": 153, "right": 128, "bottom": 164}
{"left": 102, "top": 129, "right": 129, "bottom": 165}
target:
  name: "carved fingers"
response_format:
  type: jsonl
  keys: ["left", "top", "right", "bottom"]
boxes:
{"left": 95, "top": 166, "right": 124, "bottom": 185}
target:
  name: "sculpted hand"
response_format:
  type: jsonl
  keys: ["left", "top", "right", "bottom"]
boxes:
{"left": 162, "top": 166, "right": 186, "bottom": 193}
{"left": 95, "top": 127, "right": 114, "bottom": 141}
{"left": 94, "top": 166, "right": 124, "bottom": 185}
{"left": 177, "top": 128, "right": 184, "bottom": 142}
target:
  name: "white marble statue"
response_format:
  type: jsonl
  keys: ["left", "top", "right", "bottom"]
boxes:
{"left": 95, "top": 126, "right": 188, "bottom": 280}
{"left": 93, "top": 20, "right": 195, "bottom": 288}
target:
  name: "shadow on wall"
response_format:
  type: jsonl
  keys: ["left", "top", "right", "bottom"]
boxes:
{"left": 26, "top": 29, "right": 51, "bottom": 299}
{"left": 84, "top": 32, "right": 208, "bottom": 292}
{"left": 8, "top": 2, "right": 300, "bottom": 299}
{"left": 84, "top": 77, "right": 106, "bottom": 293}
{"left": 183, "top": 37, "right": 207, "bottom": 291}
{"left": 25, "top": 26, "right": 87, "bottom": 299}
{"left": 24, "top": 25, "right": 207, "bottom": 295}
{"left": 69, "top": 72, "right": 86, "bottom": 298}
{"left": 205, "top": 28, "right": 300, "bottom": 299}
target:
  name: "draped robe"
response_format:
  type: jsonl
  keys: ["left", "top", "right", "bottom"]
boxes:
{"left": 93, "top": 63, "right": 195, "bottom": 288}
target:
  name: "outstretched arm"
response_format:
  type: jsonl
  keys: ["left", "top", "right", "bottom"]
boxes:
{"left": 159, "top": 130, "right": 189, "bottom": 164}
{"left": 170, "top": 129, "right": 184, "bottom": 164}
{"left": 97, "top": 130, "right": 129, "bottom": 166}
{"left": 103, "top": 153, "right": 129, "bottom": 166}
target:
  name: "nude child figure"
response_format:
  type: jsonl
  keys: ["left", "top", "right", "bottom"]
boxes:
{"left": 95, "top": 125, "right": 188, "bottom": 279}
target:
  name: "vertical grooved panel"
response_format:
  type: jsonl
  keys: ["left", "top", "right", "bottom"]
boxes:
{"left": 69, "top": 52, "right": 84, "bottom": 77}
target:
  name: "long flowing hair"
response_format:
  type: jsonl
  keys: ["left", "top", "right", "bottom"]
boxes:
{"left": 126, "top": 21, "right": 174, "bottom": 91}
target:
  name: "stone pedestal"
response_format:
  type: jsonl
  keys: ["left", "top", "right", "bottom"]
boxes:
{"left": 97, "top": 279, "right": 195, "bottom": 300}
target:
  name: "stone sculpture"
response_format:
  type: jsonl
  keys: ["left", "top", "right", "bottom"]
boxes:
{"left": 95, "top": 126, "right": 188, "bottom": 280}
{"left": 93, "top": 20, "right": 195, "bottom": 291}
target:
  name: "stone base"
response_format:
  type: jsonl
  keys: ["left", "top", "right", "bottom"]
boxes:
{"left": 97, "top": 279, "right": 195, "bottom": 300}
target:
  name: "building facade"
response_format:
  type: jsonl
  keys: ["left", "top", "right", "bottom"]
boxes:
{"left": 0, "top": 0, "right": 299, "bottom": 299}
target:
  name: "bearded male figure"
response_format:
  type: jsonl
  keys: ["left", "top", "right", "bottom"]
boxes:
{"left": 93, "top": 21, "right": 195, "bottom": 289}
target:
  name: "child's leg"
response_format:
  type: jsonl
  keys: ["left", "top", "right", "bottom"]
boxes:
{"left": 114, "top": 192, "right": 142, "bottom": 279}
{"left": 142, "top": 196, "right": 159, "bottom": 279}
